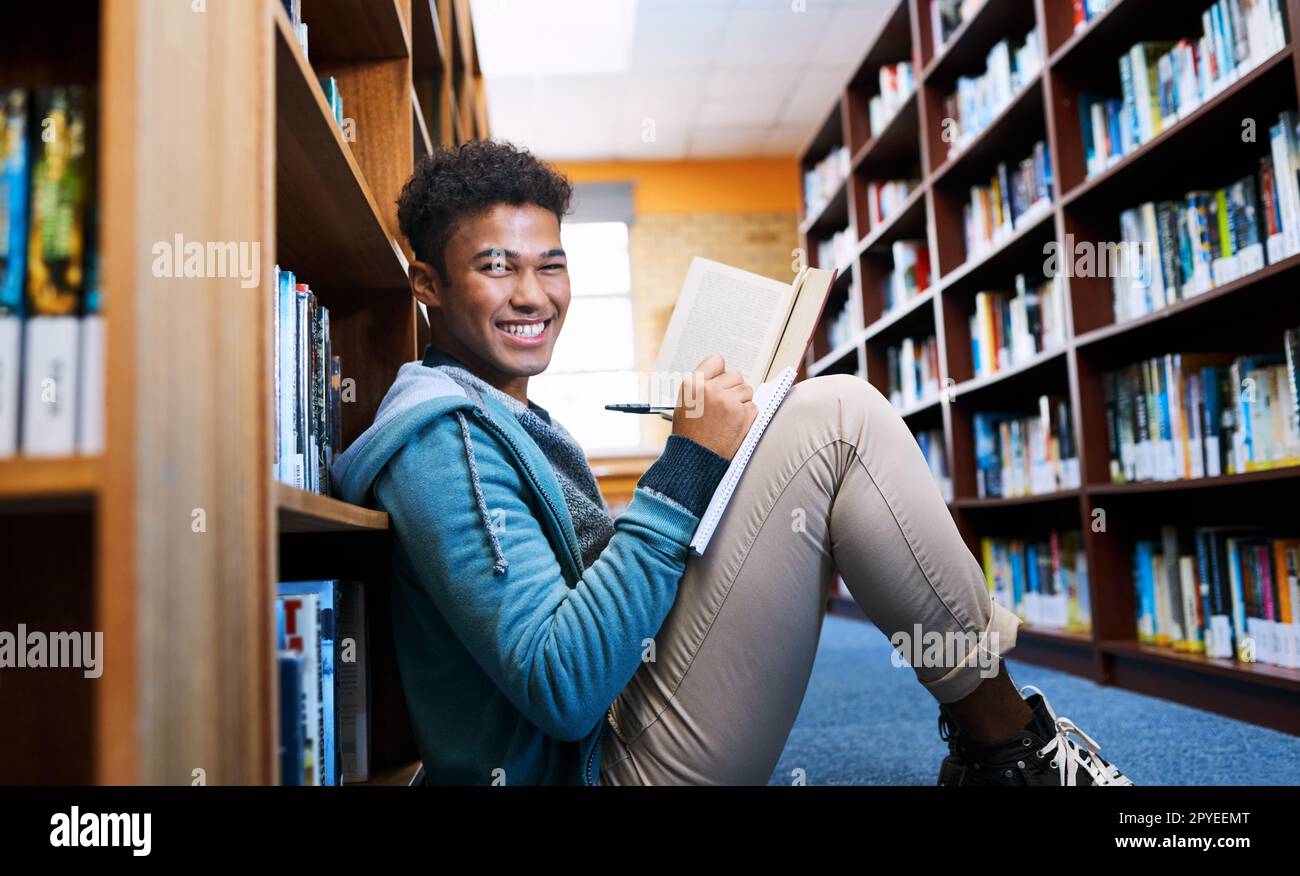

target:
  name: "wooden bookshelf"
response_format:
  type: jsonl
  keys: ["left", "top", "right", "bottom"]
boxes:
{"left": 799, "top": 0, "right": 1300, "bottom": 735}
{"left": 0, "top": 0, "right": 487, "bottom": 785}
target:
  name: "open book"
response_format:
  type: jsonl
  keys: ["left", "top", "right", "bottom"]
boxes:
{"left": 647, "top": 257, "right": 837, "bottom": 409}
{"left": 645, "top": 257, "right": 837, "bottom": 555}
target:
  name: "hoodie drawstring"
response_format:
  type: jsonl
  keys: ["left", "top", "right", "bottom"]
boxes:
{"left": 455, "top": 410, "right": 510, "bottom": 574}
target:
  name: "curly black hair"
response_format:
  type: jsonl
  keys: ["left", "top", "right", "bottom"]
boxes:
{"left": 396, "top": 139, "right": 574, "bottom": 287}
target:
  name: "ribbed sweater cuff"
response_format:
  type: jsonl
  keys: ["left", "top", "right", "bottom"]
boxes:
{"left": 637, "top": 435, "right": 731, "bottom": 518}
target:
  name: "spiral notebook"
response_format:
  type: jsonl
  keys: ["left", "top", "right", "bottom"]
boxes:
{"left": 688, "top": 365, "right": 798, "bottom": 556}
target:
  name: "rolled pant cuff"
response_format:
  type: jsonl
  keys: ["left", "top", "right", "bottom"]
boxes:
{"left": 920, "top": 602, "right": 1022, "bottom": 705}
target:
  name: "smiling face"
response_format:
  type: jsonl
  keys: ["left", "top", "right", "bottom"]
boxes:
{"left": 411, "top": 202, "right": 570, "bottom": 404}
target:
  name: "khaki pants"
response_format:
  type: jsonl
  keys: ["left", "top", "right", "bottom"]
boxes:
{"left": 599, "top": 374, "right": 1022, "bottom": 785}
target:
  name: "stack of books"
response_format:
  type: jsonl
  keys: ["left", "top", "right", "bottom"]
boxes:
{"left": 868, "top": 62, "right": 916, "bottom": 138}
{"left": 277, "top": 580, "right": 369, "bottom": 785}
{"left": 982, "top": 530, "right": 1091, "bottom": 633}
{"left": 886, "top": 333, "right": 941, "bottom": 411}
{"left": 1102, "top": 341, "right": 1300, "bottom": 484}
{"left": 974, "top": 396, "right": 1081, "bottom": 498}
{"left": 943, "top": 29, "right": 1042, "bottom": 158}
{"left": 884, "top": 240, "right": 931, "bottom": 313}
{"left": 1105, "top": 109, "right": 1300, "bottom": 326}
{"left": 274, "top": 266, "right": 345, "bottom": 495}
{"left": 1133, "top": 526, "right": 1299, "bottom": 668}
{"left": 865, "top": 178, "right": 921, "bottom": 229}
{"left": 969, "top": 273, "right": 1067, "bottom": 379}
{"left": 804, "top": 145, "right": 849, "bottom": 218}
{"left": 0, "top": 85, "right": 102, "bottom": 459}
{"left": 1079, "top": 2, "right": 1289, "bottom": 178}
{"left": 961, "top": 140, "right": 1053, "bottom": 263}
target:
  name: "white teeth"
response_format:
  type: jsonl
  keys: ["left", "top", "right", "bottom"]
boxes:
{"left": 501, "top": 322, "right": 544, "bottom": 337}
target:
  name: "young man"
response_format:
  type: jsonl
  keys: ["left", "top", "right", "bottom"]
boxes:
{"left": 330, "top": 140, "right": 1133, "bottom": 786}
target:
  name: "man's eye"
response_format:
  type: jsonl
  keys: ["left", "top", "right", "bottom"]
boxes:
{"left": 482, "top": 263, "right": 510, "bottom": 273}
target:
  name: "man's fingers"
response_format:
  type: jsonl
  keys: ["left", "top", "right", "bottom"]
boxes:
{"left": 694, "top": 353, "right": 725, "bottom": 379}
{"left": 713, "top": 370, "right": 744, "bottom": 389}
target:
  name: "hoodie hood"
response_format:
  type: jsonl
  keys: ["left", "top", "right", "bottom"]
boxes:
{"left": 329, "top": 360, "right": 514, "bottom": 572}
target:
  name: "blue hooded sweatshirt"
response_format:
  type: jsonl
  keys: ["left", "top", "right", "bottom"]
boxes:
{"left": 330, "top": 347, "right": 729, "bottom": 785}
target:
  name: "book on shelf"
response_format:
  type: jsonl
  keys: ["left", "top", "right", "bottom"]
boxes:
{"left": 1102, "top": 342, "right": 1300, "bottom": 485}
{"left": 1072, "top": 0, "right": 1116, "bottom": 32}
{"left": 1106, "top": 120, "right": 1300, "bottom": 325}
{"left": 1134, "top": 527, "right": 1299, "bottom": 669}
{"left": 282, "top": 0, "right": 309, "bottom": 56}
{"left": 274, "top": 266, "right": 344, "bottom": 496}
{"left": 915, "top": 425, "right": 953, "bottom": 503}
{"left": 885, "top": 240, "right": 931, "bottom": 313}
{"left": 804, "top": 145, "right": 849, "bottom": 218}
{"left": 0, "top": 85, "right": 103, "bottom": 459}
{"left": 277, "top": 580, "right": 368, "bottom": 786}
{"left": 817, "top": 227, "right": 854, "bottom": 274}
{"left": 886, "top": 333, "right": 940, "bottom": 411}
{"left": 930, "top": 0, "right": 988, "bottom": 56}
{"left": 866, "top": 178, "right": 920, "bottom": 230}
{"left": 868, "top": 62, "right": 915, "bottom": 138}
{"left": 973, "top": 396, "right": 1080, "bottom": 499}
{"left": 943, "top": 28, "right": 1042, "bottom": 157}
{"left": 824, "top": 295, "right": 855, "bottom": 352}
{"left": 1079, "top": 4, "right": 1289, "bottom": 180}
{"left": 969, "top": 272, "right": 1066, "bottom": 379}
{"left": 961, "top": 140, "right": 1052, "bottom": 263}
{"left": 982, "top": 530, "right": 1091, "bottom": 634}
{"left": 317, "top": 76, "right": 345, "bottom": 132}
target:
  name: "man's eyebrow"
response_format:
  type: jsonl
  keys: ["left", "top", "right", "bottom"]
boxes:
{"left": 540, "top": 248, "right": 566, "bottom": 259}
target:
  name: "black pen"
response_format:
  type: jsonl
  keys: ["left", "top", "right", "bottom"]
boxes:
{"left": 604, "top": 403, "right": 675, "bottom": 414}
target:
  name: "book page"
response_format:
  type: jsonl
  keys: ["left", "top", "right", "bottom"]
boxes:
{"left": 650, "top": 257, "right": 795, "bottom": 406}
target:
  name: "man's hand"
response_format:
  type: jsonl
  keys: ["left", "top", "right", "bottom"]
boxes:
{"left": 670, "top": 354, "right": 758, "bottom": 460}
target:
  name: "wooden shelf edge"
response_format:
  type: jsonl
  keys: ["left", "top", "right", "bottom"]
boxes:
{"left": 936, "top": 202, "right": 1055, "bottom": 292}
{"left": 1086, "top": 464, "right": 1300, "bottom": 495}
{"left": 951, "top": 487, "right": 1082, "bottom": 508}
{"left": 1017, "top": 625, "right": 1094, "bottom": 646}
{"left": 861, "top": 287, "right": 936, "bottom": 342}
{"left": 275, "top": 482, "right": 389, "bottom": 533}
{"left": 1101, "top": 639, "right": 1300, "bottom": 691}
{"left": 1044, "top": 0, "right": 1132, "bottom": 68}
{"left": 921, "top": 0, "right": 1003, "bottom": 83}
{"left": 850, "top": 90, "right": 919, "bottom": 171}
{"left": 274, "top": 3, "right": 411, "bottom": 286}
{"left": 800, "top": 177, "right": 849, "bottom": 238}
{"left": 808, "top": 337, "right": 860, "bottom": 376}
{"left": 928, "top": 70, "right": 1045, "bottom": 186}
{"left": 1074, "top": 250, "right": 1300, "bottom": 348}
{"left": 412, "top": 84, "right": 433, "bottom": 158}
{"left": 855, "top": 183, "right": 928, "bottom": 256}
{"left": 949, "top": 344, "right": 1067, "bottom": 399}
{"left": 0, "top": 456, "right": 102, "bottom": 506}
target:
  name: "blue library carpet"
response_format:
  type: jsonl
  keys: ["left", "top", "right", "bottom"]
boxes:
{"left": 769, "top": 612, "right": 1300, "bottom": 785}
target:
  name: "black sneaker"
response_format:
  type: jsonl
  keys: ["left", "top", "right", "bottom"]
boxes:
{"left": 936, "top": 684, "right": 1133, "bottom": 786}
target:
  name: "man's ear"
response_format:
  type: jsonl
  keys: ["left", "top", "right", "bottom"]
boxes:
{"left": 409, "top": 259, "right": 444, "bottom": 309}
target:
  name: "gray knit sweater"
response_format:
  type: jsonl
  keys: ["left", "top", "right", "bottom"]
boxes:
{"left": 421, "top": 345, "right": 729, "bottom": 570}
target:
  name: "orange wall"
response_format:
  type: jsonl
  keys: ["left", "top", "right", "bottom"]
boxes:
{"left": 553, "top": 158, "right": 801, "bottom": 215}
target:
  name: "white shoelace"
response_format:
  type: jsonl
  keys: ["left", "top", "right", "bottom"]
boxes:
{"left": 1021, "top": 684, "right": 1134, "bottom": 786}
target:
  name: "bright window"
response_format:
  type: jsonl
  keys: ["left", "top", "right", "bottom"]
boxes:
{"left": 529, "top": 220, "right": 643, "bottom": 453}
